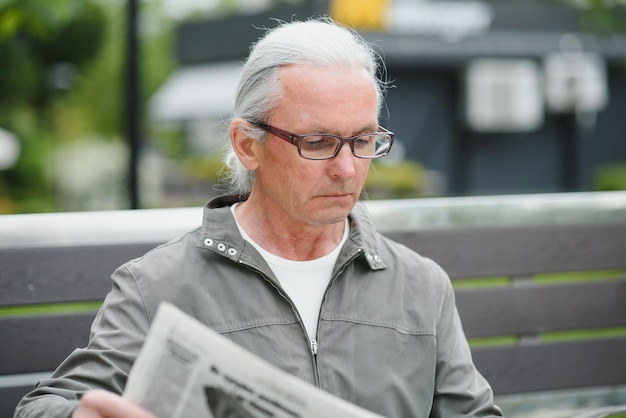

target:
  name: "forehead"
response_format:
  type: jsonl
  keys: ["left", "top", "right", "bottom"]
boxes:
{"left": 273, "top": 64, "right": 379, "bottom": 130}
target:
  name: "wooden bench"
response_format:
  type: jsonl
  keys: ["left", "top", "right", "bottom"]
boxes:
{"left": 2, "top": 192, "right": 626, "bottom": 417}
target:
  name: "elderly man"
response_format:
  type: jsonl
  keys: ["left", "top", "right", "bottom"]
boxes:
{"left": 15, "top": 18, "right": 502, "bottom": 418}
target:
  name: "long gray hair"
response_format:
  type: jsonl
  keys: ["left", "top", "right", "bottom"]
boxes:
{"left": 220, "top": 17, "right": 387, "bottom": 197}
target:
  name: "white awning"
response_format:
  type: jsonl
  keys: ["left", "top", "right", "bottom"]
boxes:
{"left": 148, "top": 61, "right": 243, "bottom": 122}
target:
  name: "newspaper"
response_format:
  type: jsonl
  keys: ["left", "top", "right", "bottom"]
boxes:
{"left": 124, "top": 302, "right": 385, "bottom": 418}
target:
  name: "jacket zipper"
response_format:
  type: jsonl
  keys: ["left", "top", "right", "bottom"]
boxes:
{"left": 237, "top": 246, "right": 364, "bottom": 388}
{"left": 311, "top": 246, "right": 364, "bottom": 380}
{"left": 237, "top": 259, "right": 321, "bottom": 385}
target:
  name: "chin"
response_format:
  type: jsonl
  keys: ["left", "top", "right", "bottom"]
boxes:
{"left": 317, "top": 207, "right": 352, "bottom": 225}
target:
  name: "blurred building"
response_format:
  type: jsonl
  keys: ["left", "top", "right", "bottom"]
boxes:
{"left": 149, "top": 0, "right": 626, "bottom": 196}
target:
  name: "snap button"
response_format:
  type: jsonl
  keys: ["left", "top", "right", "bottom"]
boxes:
{"left": 217, "top": 243, "right": 226, "bottom": 252}
{"left": 204, "top": 238, "right": 213, "bottom": 247}
{"left": 227, "top": 248, "right": 237, "bottom": 256}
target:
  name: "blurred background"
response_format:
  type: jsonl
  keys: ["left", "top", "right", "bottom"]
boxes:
{"left": 1, "top": 0, "right": 625, "bottom": 214}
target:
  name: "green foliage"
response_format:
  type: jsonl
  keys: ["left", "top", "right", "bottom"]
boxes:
{"left": 594, "top": 163, "right": 626, "bottom": 191}
{"left": 47, "top": 3, "right": 124, "bottom": 139}
{"left": 0, "top": 0, "right": 176, "bottom": 213}
{"left": 183, "top": 154, "right": 227, "bottom": 183}
{"left": 0, "top": 0, "right": 75, "bottom": 42}
{"left": 0, "top": 0, "right": 110, "bottom": 213}
{"left": 0, "top": 112, "right": 57, "bottom": 213}
{"left": 35, "top": 1, "right": 106, "bottom": 67}
{"left": 365, "top": 159, "right": 424, "bottom": 199}
{"left": 0, "top": 0, "right": 107, "bottom": 111}
{"left": 151, "top": 126, "right": 188, "bottom": 159}
{"left": 579, "top": 0, "right": 626, "bottom": 34}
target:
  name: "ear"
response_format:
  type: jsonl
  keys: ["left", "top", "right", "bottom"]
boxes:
{"left": 230, "top": 119, "right": 260, "bottom": 171}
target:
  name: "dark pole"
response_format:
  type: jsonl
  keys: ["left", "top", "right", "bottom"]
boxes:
{"left": 126, "top": 0, "right": 141, "bottom": 209}
{"left": 451, "top": 76, "right": 470, "bottom": 196}
{"left": 556, "top": 113, "right": 581, "bottom": 192}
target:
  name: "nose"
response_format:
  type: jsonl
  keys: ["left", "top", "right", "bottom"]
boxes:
{"left": 329, "top": 143, "right": 357, "bottom": 179}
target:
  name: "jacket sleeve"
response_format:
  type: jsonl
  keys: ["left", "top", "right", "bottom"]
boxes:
{"left": 430, "top": 275, "right": 504, "bottom": 418}
{"left": 14, "top": 264, "right": 151, "bottom": 418}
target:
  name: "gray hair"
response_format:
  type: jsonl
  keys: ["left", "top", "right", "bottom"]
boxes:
{"left": 220, "top": 17, "right": 387, "bottom": 197}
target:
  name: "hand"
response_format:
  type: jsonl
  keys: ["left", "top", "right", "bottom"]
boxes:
{"left": 72, "top": 390, "right": 156, "bottom": 418}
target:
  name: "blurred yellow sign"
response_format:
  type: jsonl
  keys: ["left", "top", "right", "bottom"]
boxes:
{"left": 330, "top": 0, "right": 389, "bottom": 31}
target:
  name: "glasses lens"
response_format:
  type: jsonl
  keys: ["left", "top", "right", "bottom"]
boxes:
{"left": 300, "top": 136, "right": 339, "bottom": 159}
{"left": 354, "top": 134, "right": 392, "bottom": 158}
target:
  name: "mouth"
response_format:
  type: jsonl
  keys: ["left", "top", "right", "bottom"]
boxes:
{"left": 319, "top": 192, "right": 354, "bottom": 199}
{"left": 321, "top": 191, "right": 351, "bottom": 196}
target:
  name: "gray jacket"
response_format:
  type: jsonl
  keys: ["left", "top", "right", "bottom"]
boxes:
{"left": 15, "top": 196, "right": 502, "bottom": 418}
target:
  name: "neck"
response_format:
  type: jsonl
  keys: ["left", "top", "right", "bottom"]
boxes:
{"left": 234, "top": 200, "right": 346, "bottom": 261}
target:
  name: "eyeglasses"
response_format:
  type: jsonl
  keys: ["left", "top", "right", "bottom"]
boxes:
{"left": 250, "top": 121, "right": 394, "bottom": 160}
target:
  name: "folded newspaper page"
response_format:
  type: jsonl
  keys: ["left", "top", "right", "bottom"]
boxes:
{"left": 124, "top": 302, "right": 385, "bottom": 418}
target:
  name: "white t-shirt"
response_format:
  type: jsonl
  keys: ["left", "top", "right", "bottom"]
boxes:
{"left": 231, "top": 204, "right": 348, "bottom": 343}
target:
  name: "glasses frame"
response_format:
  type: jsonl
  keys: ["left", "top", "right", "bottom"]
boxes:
{"left": 250, "top": 121, "right": 394, "bottom": 160}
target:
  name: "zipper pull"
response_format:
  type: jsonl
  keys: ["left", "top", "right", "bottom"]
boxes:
{"left": 311, "top": 339, "right": 318, "bottom": 356}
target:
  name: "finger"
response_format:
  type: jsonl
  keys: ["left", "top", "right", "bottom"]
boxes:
{"left": 76, "top": 390, "right": 156, "bottom": 418}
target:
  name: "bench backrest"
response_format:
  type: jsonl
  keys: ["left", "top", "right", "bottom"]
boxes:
{"left": 2, "top": 195, "right": 626, "bottom": 415}
{"left": 0, "top": 242, "right": 158, "bottom": 414}
{"left": 386, "top": 222, "right": 626, "bottom": 395}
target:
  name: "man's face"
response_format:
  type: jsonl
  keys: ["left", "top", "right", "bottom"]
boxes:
{"left": 250, "top": 64, "right": 379, "bottom": 227}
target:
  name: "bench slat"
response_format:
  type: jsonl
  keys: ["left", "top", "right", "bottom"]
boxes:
{"left": 386, "top": 222, "right": 626, "bottom": 279}
{"left": 0, "top": 385, "right": 33, "bottom": 417}
{"left": 0, "top": 243, "right": 158, "bottom": 307}
{"left": 0, "top": 313, "right": 96, "bottom": 375}
{"left": 5, "top": 319, "right": 625, "bottom": 398}
{"left": 457, "top": 278, "right": 626, "bottom": 338}
{"left": 474, "top": 336, "right": 626, "bottom": 395}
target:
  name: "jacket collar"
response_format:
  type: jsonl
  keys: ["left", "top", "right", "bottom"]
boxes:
{"left": 199, "top": 195, "right": 386, "bottom": 271}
